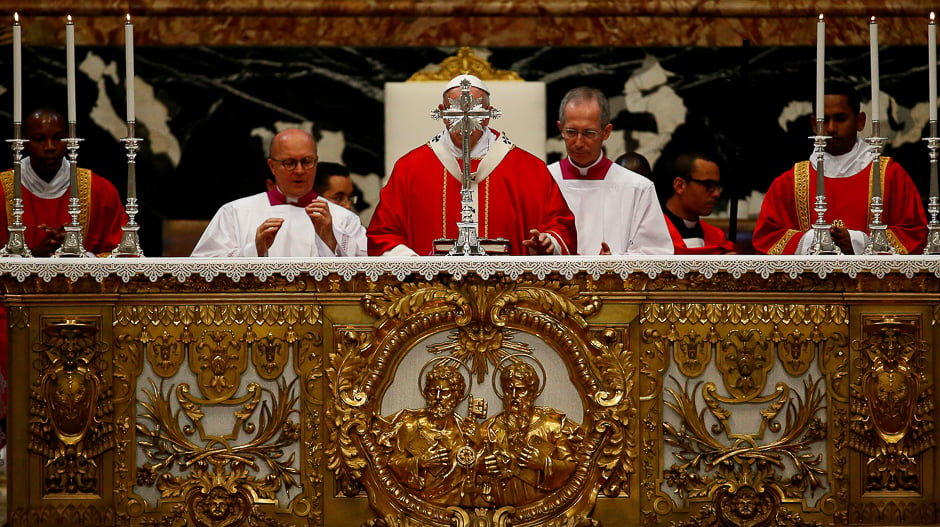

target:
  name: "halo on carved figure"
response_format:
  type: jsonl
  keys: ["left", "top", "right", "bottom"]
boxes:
{"left": 417, "top": 355, "right": 473, "bottom": 403}
{"left": 492, "top": 353, "right": 546, "bottom": 398}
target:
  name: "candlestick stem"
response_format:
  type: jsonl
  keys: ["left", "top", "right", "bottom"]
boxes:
{"left": 864, "top": 120, "right": 894, "bottom": 254}
{"left": 2, "top": 122, "right": 30, "bottom": 257}
{"left": 110, "top": 121, "right": 144, "bottom": 257}
{"left": 54, "top": 121, "right": 87, "bottom": 257}
{"left": 809, "top": 120, "right": 840, "bottom": 254}
{"left": 924, "top": 120, "right": 940, "bottom": 253}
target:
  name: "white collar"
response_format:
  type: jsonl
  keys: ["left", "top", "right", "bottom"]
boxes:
{"left": 568, "top": 152, "right": 605, "bottom": 176}
{"left": 21, "top": 157, "right": 71, "bottom": 199}
{"left": 809, "top": 136, "right": 873, "bottom": 179}
{"left": 442, "top": 126, "right": 493, "bottom": 159}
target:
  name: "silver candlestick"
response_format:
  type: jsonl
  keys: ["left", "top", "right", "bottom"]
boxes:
{"left": 54, "top": 121, "right": 87, "bottom": 257}
{"left": 2, "top": 121, "right": 30, "bottom": 257}
{"left": 110, "top": 121, "right": 144, "bottom": 257}
{"left": 809, "top": 118, "right": 840, "bottom": 254}
{"left": 864, "top": 120, "right": 895, "bottom": 254}
{"left": 924, "top": 120, "right": 940, "bottom": 254}
{"left": 431, "top": 78, "right": 502, "bottom": 255}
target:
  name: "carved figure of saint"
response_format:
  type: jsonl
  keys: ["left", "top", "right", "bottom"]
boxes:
{"left": 480, "top": 361, "right": 583, "bottom": 506}
{"left": 378, "top": 362, "right": 485, "bottom": 506}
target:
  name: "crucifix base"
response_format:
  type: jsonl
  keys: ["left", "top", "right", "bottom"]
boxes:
{"left": 433, "top": 234, "right": 511, "bottom": 256}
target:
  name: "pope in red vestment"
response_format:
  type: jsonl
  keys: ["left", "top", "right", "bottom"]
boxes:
{"left": 752, "top": 157, "right": 926, "bottom": 255}
{"left": 368, "top": 75, "right": 576, "bottom": 256}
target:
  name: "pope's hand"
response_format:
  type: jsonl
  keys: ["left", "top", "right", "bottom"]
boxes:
{"left": 522, "top": 229, "right": 553, "bottom": 255}
{"left": 599, "top": 242, "right": 611, "bottom": 255}
{"left": 306, "top": 200, "right": 337, "bottom": 252}
{"left": 255, "top": 217, "right": 284, "bottom": 256}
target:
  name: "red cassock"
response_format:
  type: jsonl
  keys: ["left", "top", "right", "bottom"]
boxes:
{"left": 663, "top": 215, "right": 737, "bottom": 255}
{"left": 0, "top": 168, "right": 126, "bottom": 255}
{"left": 0, "top": 168, "right": 125, "bottom": 445}
{"left": 368, "top": 140, "right": 577, "bottom": 256}
{"left": 753, "top": 158, "right": 927, "bottom": 254}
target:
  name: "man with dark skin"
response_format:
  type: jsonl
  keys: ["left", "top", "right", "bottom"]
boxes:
{"left": 0, "top": 108, "right": 125, "bottom": 256}
{"left": 753, "top": 82, "right": 926, "bottom": 254}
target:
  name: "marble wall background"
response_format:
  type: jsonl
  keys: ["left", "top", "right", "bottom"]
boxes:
{"left": 0, "top": 1, "right": 936, "bottom": 254}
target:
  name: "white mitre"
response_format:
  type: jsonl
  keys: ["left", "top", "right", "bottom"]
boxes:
{"left": 443, "top": 74, "right": 490, "bottom": 95}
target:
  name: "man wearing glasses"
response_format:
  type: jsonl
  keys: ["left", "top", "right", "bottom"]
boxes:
{"left": 655, "top": 152, "right": 736, "bottom": 254}
{"left": 548, "top": 87, "right": 672, "bottom": 255}
{"left": 314, "top": 162, "right": 360, "bottom": 212}
{"left": 192, "top": 128, "right": 367, "bottom": 257}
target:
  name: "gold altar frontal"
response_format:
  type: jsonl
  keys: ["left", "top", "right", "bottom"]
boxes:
{"left": 3, "top": 256, "right": 939, "bottom": 527}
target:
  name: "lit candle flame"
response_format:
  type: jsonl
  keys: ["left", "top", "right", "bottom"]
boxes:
{"left": 819, "top": 14, "right": 824, "bottom": 22}
{"left": 932, "top": 12, "right": 936, "bottom": 24}
{"left": 67, "top": 14, "right": 72, "bottom": 24}
{"left": 14, "top": 12, "right": 18, "bottom": 23}
{"left": 126, "top": 13, "right": 131, "bottom": 23}
{"left": 871, "top": 15, "right": 876, "bottom": 24}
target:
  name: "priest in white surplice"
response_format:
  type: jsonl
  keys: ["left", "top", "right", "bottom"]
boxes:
{"left": 192, "top": 129, "right": 367, "bottom": 257}
{"left": 548, "top": 87, "right": 673, "bottom": 255}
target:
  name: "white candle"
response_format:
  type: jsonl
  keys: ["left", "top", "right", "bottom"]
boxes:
{"left": 125, "top": 14, "right": 135, "bottom": 123}
{"left": 66, "top": 15, "right": 76, "bottom": 123}
{"left": 930, "top": 13, "right": 937, "bottom": 122}
{"left": 870, "top": 16, "right": 880, "bottom": 121}
{"left": 816, "top": 14, "right": 825, "bottom": 124}
{"left": 13, "top": 13, "right": 21, "bottom": 123}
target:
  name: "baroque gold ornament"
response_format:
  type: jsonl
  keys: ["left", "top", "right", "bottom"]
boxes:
{"left": 328, "top": 276, "right": 628, "bottom": 526}
{"left": 30, "top": 318, "right": 114, "bottom": 494}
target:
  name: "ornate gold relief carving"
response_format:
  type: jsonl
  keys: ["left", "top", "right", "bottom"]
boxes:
{"left": 849, "top": 315, "right": 933, "bottom": 493}
{"left": 674, "top": 327, "right": 718, "bottom": 378}
{"left": 716, "top": 330, "right": 772, "bottom": 400}
{"left": 407, "top": 47, "right": 523, "bottom": 82}
{"left": 8, "top": 304, "right": 28, "bottom": 328}
{"left": 642, "top": 303, "right": 850, "bottom": 526}
{"left": 136, "top": 378, "right": 301, "bottom": 524}
{"left": 329, "top": 276, "right": 626, "bottom": 526}
{"left": 29, "top": 318, "right": 114, "bottom": 495}
{"left": 190, "top": 330, "right": 249, "bottom": 400}
{"left": 642, "top": 304, "right": 847, "bottom": 327}
{"left": 144, "top": 328, "right": 187, "bottom": 378}
{"left": 663, "top": 377, "right": 827, "bottom": 501}
{"left": 11, "top": 504, "right": 117, "bottom": 526}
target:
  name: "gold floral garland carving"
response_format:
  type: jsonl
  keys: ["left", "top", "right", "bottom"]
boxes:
{"left": 408, "top": 47, "right": 523, "bottom": 82}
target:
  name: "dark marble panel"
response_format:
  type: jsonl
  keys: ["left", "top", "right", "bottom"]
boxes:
{"left": 0, "top": 45, "right": 934, "bottom": 255}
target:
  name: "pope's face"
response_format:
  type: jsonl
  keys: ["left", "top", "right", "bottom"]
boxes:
{"left": 443, "top": 86, "right": 490, "bottom": 149}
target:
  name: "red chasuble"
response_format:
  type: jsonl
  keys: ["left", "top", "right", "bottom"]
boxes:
{"left": 0, "top": 168, "right": 127, "bottom": 255}
{"left": 663, "top": 215, "right": 737, "bottom": 255}
{"left": 753, "top": 158, "right": 927, "bottom": 255}
{"left": 368, "top": 142, "right": 577, "bottom": 256}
